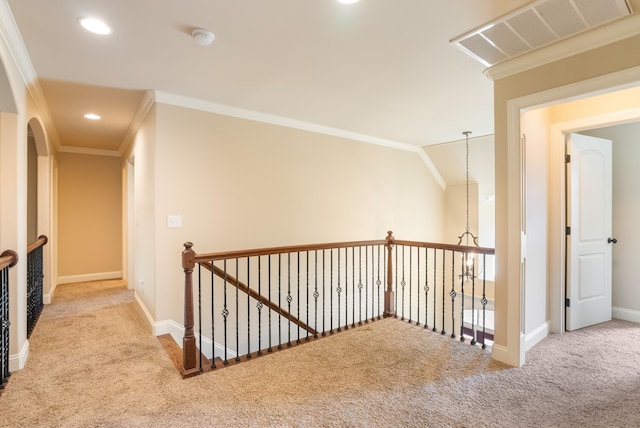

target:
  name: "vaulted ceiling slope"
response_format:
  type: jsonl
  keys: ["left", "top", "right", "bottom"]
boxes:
{"left": 5, "top": 0, "right": 640, "bottom": 154}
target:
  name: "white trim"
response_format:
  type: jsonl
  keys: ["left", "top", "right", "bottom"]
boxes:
{"left": 152, "top": 90, "right": 446, "bottom": 190}
{"left": 524, "top": 322, "right": 549, "bottom": 352}
{"left": 485, "top": 14, "right": 640, "bottom": 81}
{"left": 612, "top": 307, "right": 640, "bottom": 324}
{"left": 9, "top": 338, "right": 29, "bottom": 371}
{"left": 57, "top": 146, "right": 121, "bottom": 157}
{"left": 119, "top": 90, "right": 155, "bottom": 158}
{"left": 57, "top": 271, "right": 122, "bottom": 284}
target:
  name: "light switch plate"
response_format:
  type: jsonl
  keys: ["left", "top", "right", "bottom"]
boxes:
{"left": 167, "top": 214, "right": 182, "bottom": 228}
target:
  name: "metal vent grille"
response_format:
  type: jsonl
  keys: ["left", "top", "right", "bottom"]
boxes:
{"left": 451, "top": 0, "right": 632, "bottom": 67}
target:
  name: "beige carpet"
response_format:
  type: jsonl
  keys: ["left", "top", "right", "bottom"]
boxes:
{"left": 2, "top": 280, "right": 640, "bottom": 427}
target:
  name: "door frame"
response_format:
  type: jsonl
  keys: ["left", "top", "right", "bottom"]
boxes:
{"left": 505, "top": 66, "right": 640, "bottom": 366}
{"left": 548, "top": 108, "right": 640, "bottom": 334}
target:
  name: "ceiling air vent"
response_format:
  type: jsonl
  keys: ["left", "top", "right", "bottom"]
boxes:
{"left": 451, "top": 0, "right": 633, "bottom": 67}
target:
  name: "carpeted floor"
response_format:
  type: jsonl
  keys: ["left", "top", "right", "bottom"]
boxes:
{"left": 1, "top": 280, "right": 640, "bottom": 427}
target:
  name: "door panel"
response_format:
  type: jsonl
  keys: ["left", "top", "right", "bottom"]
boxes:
{"left": 566, "top": 133, "right": 612, "bottom": 331}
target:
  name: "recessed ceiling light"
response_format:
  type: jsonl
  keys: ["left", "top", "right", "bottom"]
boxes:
{"left": 84, "top": 113, "right": 101, "bottom": 120}
{"left": 79, "top": 17, "right": 112, "bottom": 35}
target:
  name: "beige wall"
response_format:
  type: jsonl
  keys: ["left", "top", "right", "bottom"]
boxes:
{"left": 57, "top": 152, "right": 122, "bottom": 279}
{"left": 134, "top": 102, "right": 445, "bottom": 325}
{"left": 493, "top": 34, "right": 640, "bottom": 366}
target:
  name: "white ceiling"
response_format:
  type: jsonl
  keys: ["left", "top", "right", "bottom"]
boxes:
{"left": 5, "top": 0, "right": 638, "bottom": 154}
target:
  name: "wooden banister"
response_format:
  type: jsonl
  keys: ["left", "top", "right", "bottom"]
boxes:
{"left": 27, "top": 235, "right": 48, "bottom": 254}
{"left": 0, "top": 250, "right": 18, "bottom": 271}
{"left": 181, "top": 242, "right": 199, "bottom": 378}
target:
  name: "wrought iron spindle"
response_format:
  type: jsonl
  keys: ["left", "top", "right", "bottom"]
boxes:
{"left": 432, "top": 249, "right": 437, "bottom": 332}
{"left": 358, "top": 246, "right": 363, "bottom": 326}
{"left": 235, "top": 259, "right": 240, "bottom": 362}
{"left": 416, "top": 246, "right": 420, "bottom": 326}
{"left": 459, "top": 252, "right": 466, "bottom": 343}
{"left": 210, "top": 263, "right": 216, "bottom": 369}
{"left": 376, "top": 245, "right": 382, "bottom": 320}
{"left": 337, "top": 248, "right": 342, "bottom": 332}
{"left": 441, "top": 250, "right": 446, "bottom": 335}
{"left": 351, "top": 247, "right": 356, "bottom": 328}
{"left": 424, "top": 247, "right": 429, "bottom": 330}
{"left": 278, "top": 254, "right": 282, "bottom": 350}
{"left": 314, "top": 251, "right": 319, "bottom": 339}
{"left": 296, "top": 252, "right": 300, "bottom": 345}
{"left": 400, "top": 245, "right": 406, "bottom": 321}
{"left": 198, "top": 265, "right": 203, "bottom": 372}
{"left": 257, "top": 256, "right": 263, "bottom": 356}
{"left": 408, "top": 246, "right": 413, "bottom": 323}
{"left": 322, "top": 250, "right": 327, "bottom": 336}
{"left": 344, "top": 247, "right": 349, "bottom": 330}
{"left": 450, "top": 251, "right": 456, "bottom": 339}
{"left": 395, "top": 247, "right": 399, "bottom": 319}
{"left": 1, "top": 264, "right": 11, "bottom": 389}
{"left": 330, "top": 249, "right": 334, "bottom": 334}
{"left": 286, "top": 253, "right": 292, "bottom": 347}
{"left": 469, "top": 254, "right": 477, "bottom": 346}
{"left": 268, "top": 255, "right": 273, "bottom": 353}
{"left": 247, "top": 257, "right": 252, "bottom": 358}
{"left": 223, "top": 260, "right": 229, "bottom": 365}
{"left": 26, "top": 245, "right": 44, "bottom": 337}
{"left": 306, "top": 251, "right": 311, "bottom": 341}
{"left": 481, "top": 254, "right": 488, "bottom": 349}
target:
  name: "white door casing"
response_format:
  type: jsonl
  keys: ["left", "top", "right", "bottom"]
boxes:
{"left": 566, "top": 133, "right": 613, "bottom": 331}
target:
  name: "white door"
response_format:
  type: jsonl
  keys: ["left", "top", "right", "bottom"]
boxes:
{"left": 566, "top": 133, "right": 613, "bottom": 331}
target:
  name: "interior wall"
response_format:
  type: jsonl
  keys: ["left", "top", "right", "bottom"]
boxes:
{"left": 493, "top": 33, "right": 640, "bottom": 366}
{"left": 26, "top": 134, "right": 37, "bottom": 243}
{"left": 581, "top": 122, "right": 640, "bottom": 320}
{"left": 444, "top": 182, "right": 478, "bottom": 246}
{"left": 144, "top": 102, "right": 445, "bottom": 326}
{"left": 57, "top": 152, "right": 122, "bottom": 282}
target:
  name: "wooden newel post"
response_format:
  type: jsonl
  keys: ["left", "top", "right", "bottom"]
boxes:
{"left": 181, "top": 242, "right": 199, "bottom": 378}
{"left": 384, "top": 231, "right": 395, "bottom": 317}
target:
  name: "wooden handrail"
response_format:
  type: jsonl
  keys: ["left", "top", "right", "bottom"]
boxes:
{"left": 194, "top": 239, "right": 388, "bottom": 262}
{"left": 0, "top": 249, "right": 18, "bottom": 271}
{"left": 27, "top": 235, "right": 48, "bottom": 254}
{"left": 200, "top": 261, "right": 318, "bottom": 336}
{"left": 391, "top": 239, "right": 495, "bottom": 255}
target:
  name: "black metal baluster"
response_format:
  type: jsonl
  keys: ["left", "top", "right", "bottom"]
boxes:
{"left": 416, "top": 246, "right": 420, "bottom": 326}
{"left": 337, "top": 248, "right": 342, "bottom": 332}
{"left": 322, "top": 250, "right": 327, "bottom": 336}
{"left": 257, "top": 256, "right": 263, "bottom": 356}
{"left": 352, "top": 247, "right": 356, "bottom": 328}
{"left": 380, "top": 245, "right": 385, "bottom": 321}
{"left": 460, "top": 252, "right": 466, "bottom": 343}
{"left": 408, "top": 246, "right": 413, "bottom": 324}
{"left": 278, "top": 254, "right": 282, "bottom": 350}
{"left": 330, "top": 249, "right": 334, "bottom": 334}
{"left": 1, "top": 266, "right": 9, "bottom": 388}
{"left": 441, "top": 250, "right": 446, "bottom": 335}
{"left": 344, "top": 247, "right": 349, "bottom": 330}
{"left": 287, "top": 253, "right": 292, "bottom": 347}
{"left": 211, "top": 263, "right": 216, "bottom": 369}
{"left": 314, "top": 251, "right": 319, "bottom": 339}
{"left": 481, "top": 254, "right": 488, "bottom": 349}
{"left": 358, "top": 246, "right": 363, "bottom": 326}
{"left": 401, "top": 245, "right": 406, "bottom": 321}
{"left": 395, "top": 247, "right": 399, "bottom": 319}
{"left": 223, "top": 260, "right": 229, "bottom": 365}
{"left": 198, "top": 264, "right": 203, "bottom": 372}
{"left": 424, "top": 247, "right": 429, "bottom": 330}
{"left": 376, "top": 245, "right": 381, "bottom": 320}
{"left": 306, "top": 251, "right": 311, "bottom": 341}
{"left": 235, "top": 259, "right": 241, "bottom": 362}
{"left": 365, "top": 245, "right": 369, "bottom": 323}
{"left": 268, "top": 255, "right": 273, "bottom": 353}
{"left": 247, "top": 257, "right": 252, "bottom": 358}
{"left": 432, "top": 250, "right": 437, "bottom": 332}
{"left": 296, "top": 252, "right": 301, "bottom": 344}
{"left": 470, "top": 254, "right": 477, "bottom": 346}
{"left": 449, "top": 251, "right": 456, "bottom": 338}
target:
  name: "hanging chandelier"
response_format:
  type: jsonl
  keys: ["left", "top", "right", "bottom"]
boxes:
{"left": 457, "top": 131, "right": 478, "bottom": 281}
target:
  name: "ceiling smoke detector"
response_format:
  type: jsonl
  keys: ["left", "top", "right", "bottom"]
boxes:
{"left": 192, "top": 28, "right": 215, "bottom": 46}
{"left": 451, "top": 0, "right": 633, "bottom": 67}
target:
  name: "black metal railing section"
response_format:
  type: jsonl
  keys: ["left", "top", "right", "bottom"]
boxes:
{"left": 1, "top": 248, "right": 18, "bottom": 390}
{"left": 27, "top": 236, "right": 47, "bottom": 338}
{"left": 180, "top": 231, "right": 495, "bottom": 378}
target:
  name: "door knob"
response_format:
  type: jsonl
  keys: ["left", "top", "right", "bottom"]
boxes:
{"left": 608, "top": 237, "right": 618, "bottom": 244}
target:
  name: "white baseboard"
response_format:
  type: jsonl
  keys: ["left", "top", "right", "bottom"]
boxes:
{"left": 9, "top": 339, "right": 29, "bottom": 372}
{"left": 43, "top": 293, "right": 51, "bottom": 305}
{"left": 524, "top": 322, "right": 549, "bottom": 352}
{"left": 57, "top": 271, "right": 122, "bottom": 284}
{"left": 132, "top": 294, "right": 233, "bottom": 360}
{"left": 613, "top": 306, "right": 640, "bottom": 323}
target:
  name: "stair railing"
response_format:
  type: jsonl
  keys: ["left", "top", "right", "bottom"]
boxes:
{"left": 181, "top": 231, "right": 494, "bottom": 377}
{"left": 1, "top": 248, "right": 18, "bottom": 390}
{"left": 27, "top": 235, "right": 47, "bottom": 338}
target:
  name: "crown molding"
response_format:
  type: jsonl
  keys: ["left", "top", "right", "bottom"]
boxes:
{"left": 153, "top": 90, "right": 446, "bottom": 190}
{"left": 58, "top": 145, "right": 121, "bottom": 157}
{"left": 0, "top": 0, "right": 61, "bottom": 149}
{"left": 119, "top": 89, "right": 155, "bottom": 158}
{"left": 485, "top": 13, "right": 640, "bottom": 81}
